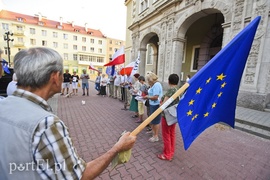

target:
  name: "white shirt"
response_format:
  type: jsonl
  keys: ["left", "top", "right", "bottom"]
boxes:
{"left": 114, "top": 75, "right": 121, "bottom": 86}
{"left": 6, "top": 81, "right": 17, "bottom": 96}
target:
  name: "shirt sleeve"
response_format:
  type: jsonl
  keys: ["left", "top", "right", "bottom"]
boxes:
{"left": 32, "top": 116, "right": 86, "bottom": 180}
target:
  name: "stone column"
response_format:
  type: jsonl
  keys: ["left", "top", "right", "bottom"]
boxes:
{"left": 138, "top": 48, "right": 147, "bottom": 76}
{"left": 172, "top": 37, "right": 186, "bottom": 81}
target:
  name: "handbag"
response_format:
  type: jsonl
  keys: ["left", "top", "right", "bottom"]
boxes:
{"left": 144, "top": 99, "right": 150, "bottom": 107}
{"left": 78, "top": 82, "right": 81, "bottom": 87}
{"left": 164, "top": 104, "right": 178, "bottom": 126}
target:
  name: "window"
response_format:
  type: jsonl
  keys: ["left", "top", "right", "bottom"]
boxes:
{"left": 109, "top": 47, "right": 112, "bottom": 51}
{"left": 90, "top": 47, "right": 94, "bottom": 52}
{"left": 63, "top": 43, "right": 68, "bottom": 49}
{"left": 53, "top": 32, "right": 58, "bottom": 38}
{"left": 98, "top": 48, "right": 102, "bottom": 53}
{"left": 73, "top": 35, "right": 77, "bottom": 41}
{"left": 73, "top": 45, "right": 77, "bottom": 50}
{"left": 140, "top": 0, "right": 149, "bottom": 13}
{"left": 38, "top": 21, "right": 44, "bottom": 26}
{"left": 109, "top": 40, "right": 112, "bottom": 44}
{"left": 2, "top": 23, "right": 9, "bottom": 30}
{"left": 97, "top": 57, "right": 104, "bottom": 63}
{"left": 30, "top": 28, "right": 35, "bottom": 34}
{"left": 191, "top": 45, "right": 200, "bottom": 71}
{"left": 63, "top": 53, "right": 68, "bottom": 60}
{"left": 17, "top": 37, "right": 23, "bottom": 42}
{"left": 98, "top": 40, "right": 102, "bottom": 45}
{"left": 82, "top": 37, "right": 86, "bottom": 42}
{"left": 42, "top": 40, "right": 47, "bottom": 46}
{"left": 53, "top": 42, "right": 58, "bottom": 48}
{"left": 90, "top": 39, "right": 94, "bottom": 43}
{"left": 89, "top": 56, "right": 96, "bottom": 62}
{"left": 73, "top": 54, "right": 78, "bottom": 61}
{"left": 82, "top": 46, "right": 86, "bottom": 51}
{"left": 42, "top": 30, "right": 47, "bottom": 36}
{"left": 17, "top": 17, "right": 23, "bottom": 22}
{"left": 63, "top": 33, "right": 68, "bottom": 40}
{"left": 30, "top": 39, "right": 36, "bottom": 45}
{"left": 16, "top": 26, "right": 23, "bottom": 31}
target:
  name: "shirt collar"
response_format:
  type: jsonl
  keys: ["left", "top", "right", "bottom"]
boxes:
{"left": 13, "top": 89, "right": 53, "bottom": 112}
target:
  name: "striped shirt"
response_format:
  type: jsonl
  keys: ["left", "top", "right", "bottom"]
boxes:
{"left": 13, "top": 89, "right": 86, "bottom": 180}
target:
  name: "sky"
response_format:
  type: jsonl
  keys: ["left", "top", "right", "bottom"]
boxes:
{"left": 1, "top": 0, "right": 127, "bottom": 40}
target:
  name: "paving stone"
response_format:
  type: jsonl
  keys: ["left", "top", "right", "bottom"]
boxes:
{"left": 47, "top": 81, "right": 270, "bottom": 179}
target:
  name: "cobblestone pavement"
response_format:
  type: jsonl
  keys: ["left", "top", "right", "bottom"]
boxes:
{"left": 54, "top": 82, "right": 270, "bottom": 180}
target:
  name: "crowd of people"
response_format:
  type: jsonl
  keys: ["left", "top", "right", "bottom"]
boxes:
{"left": 0, "top": 47, "right": 189, "bottom": 179}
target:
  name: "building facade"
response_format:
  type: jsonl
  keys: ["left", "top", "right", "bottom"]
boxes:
{"left": 0, "top": 10, "right": 125, "bottom": 79}
{"left": 125, "top": 0, "right": 270, "bottom": 111}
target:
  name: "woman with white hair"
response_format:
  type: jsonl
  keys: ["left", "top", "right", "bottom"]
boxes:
{"left": 144, "top": 72, "right": 163, "bottom": 142}
{"left": 6, "top": 73, "right": 17, "bottom": 96}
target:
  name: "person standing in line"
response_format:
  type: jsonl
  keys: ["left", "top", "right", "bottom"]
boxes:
{"left": 113, "top": 71, "right": 121, "bottom": 99}
{"left": 80, "top": 69, "right": 89, "bottom": 96}
{"left": 108, "top": 74, "right": 115, "bottom": 97}
{"left": 120, "top": 74, "right": 128, "bottom": 102}
{"left": 158, "top": 73, "right": 180, "bottom": 161}
{"left": 71, "top": 71, "right": 79, "bottom": 96}
{"left": 136, "top": 75, "right": 147, "bottom": 123}
{"left": 0, "top": 47, "right": 136, "bottom": 180}
{"left": 61, "top": 69, "right": 71, "bottom": 95}
{"left": 100, "top": 74, "right": 108, "bottom": 97}
{"left": 144, "top": 72, "right": 163, "bottom": 142}
{"left": 95, "top": 71, "right": 101, "bottom": 95}
{"left": 129, "top": 73, "right": 141, "bottom": 119}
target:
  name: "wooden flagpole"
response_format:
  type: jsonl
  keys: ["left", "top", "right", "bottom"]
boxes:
{"left": 131, "top": 83, "right": 190, "bottom": 136}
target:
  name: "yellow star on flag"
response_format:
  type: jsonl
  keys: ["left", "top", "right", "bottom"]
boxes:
{"left": 218, "top": 92, "right": 223, "bottom": 97}
{"left": 189, "top": 99, "right": 195, "bottom": 106}
{"left": 217, "top": 73, "right": 226, "bottom": 80}
{"left": 204, "top": 112, "right": 209, "bottom": 117}
{"left": 196, "top": 88, "right": 202, "bottom": 94}
{"left": 221, "top": 82, "right": 226, "bottom": 88}
{"left": 187, "top": 110, "right": 193, "bottom": 116}
{"left": 212, "top": 103, "right": 217, "bottom": 108}
{"left": 206, "top": 77, "right": 212, "bottom": 84}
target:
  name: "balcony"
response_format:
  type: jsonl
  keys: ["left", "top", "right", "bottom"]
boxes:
{"left": 13, "top": 41, "right": 25, "bottom": 47}
{"left": 13, "top": 30, "right": 25, "bottom": 36}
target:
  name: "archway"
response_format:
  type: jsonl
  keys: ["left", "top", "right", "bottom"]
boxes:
{"left": 176, "top": 11, "right": 224, "bottom": 82}
{"left": 139, "top": 33, "right": 159, "bottom": 76}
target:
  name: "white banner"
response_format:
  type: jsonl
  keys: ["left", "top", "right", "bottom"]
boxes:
{"left": 130, "top": 54, "right": 140, "bottom": 77}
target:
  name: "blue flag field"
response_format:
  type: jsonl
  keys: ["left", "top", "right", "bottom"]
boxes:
{"left": 177, "top": 16, "right": 261, "bottom": 150}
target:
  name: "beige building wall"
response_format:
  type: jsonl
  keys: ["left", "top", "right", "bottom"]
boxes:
{"left": 106, "top": 38, "right": 125, "bottom": 72}
{"left": 0, "top": 10, "right": 125, "bottom": 80}
{"left": 125, "top": 0, "right": 270, "bottom": 111}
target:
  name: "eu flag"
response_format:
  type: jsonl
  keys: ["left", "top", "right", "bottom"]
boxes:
{"left": 177, "top": 16, "right": 261, "bottom": 150}
{"left": 2, "top": 59, "right": 10, "bottom": 74}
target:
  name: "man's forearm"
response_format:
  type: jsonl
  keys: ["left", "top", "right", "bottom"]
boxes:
{"left": 81, "top": 146, "right": 119, "bottom": 180}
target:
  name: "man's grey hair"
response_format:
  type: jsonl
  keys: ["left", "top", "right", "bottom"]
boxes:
{"left": 14, "top": 47, "right": 63, "bottom": 88}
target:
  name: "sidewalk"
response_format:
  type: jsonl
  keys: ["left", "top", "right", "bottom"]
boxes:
{"left": 50, "top": 82, "right": 270, "bottom": 179}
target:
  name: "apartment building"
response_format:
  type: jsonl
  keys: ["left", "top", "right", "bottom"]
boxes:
{"left": 0, "top": 10, "right": 125, "bottom": 78}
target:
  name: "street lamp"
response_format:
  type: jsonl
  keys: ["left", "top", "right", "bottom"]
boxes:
{"left": 4, "top": 31, "right": 14, "bottom": 66}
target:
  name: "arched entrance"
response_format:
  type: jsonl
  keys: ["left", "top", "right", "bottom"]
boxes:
{"left": 139, "top": 33, "right": 159, "bottom": 76}
{"left": 177, "top": 12, "right": 224, "bottom": 82}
